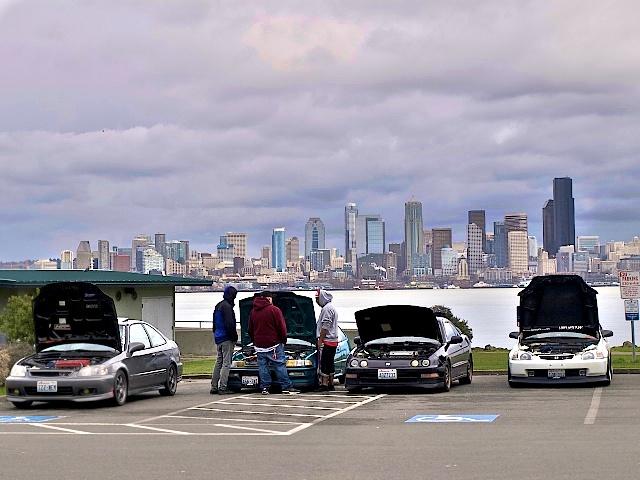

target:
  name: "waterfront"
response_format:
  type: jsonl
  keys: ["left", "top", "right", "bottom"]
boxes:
{"left": 176, "top": 286, "right": 630, "bottom": 348}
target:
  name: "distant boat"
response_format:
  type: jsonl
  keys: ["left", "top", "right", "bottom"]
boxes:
{"left": 473, "top": 281, "right": 491, "bottom": 288}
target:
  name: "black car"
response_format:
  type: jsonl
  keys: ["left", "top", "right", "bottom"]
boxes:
{"left": 344, "top": 305, "right": 472, "bottom": 392}
{"left": 6, "top": 282, "right": 182, "bottom": 408}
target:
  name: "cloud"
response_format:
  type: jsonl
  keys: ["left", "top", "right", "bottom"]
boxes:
{"left": 1, "top": 1, "right": 640, "bottom": 259}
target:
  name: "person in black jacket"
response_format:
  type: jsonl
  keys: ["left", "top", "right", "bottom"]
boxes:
{"left": 211, "top": 285, "right": 238, "bottom": 394}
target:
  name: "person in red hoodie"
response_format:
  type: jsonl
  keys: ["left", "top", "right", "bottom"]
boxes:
{"left": 248, "top": 292, "right": 299, "bottom": 395}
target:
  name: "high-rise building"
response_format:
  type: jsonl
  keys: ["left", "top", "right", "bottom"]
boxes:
{"left": 431, "top": 228, "right": 452, "bottom": 272}
{"left": 165, "top": 240, "right": 188, "bottom": 264}
{"left": 508, "top": 231, "right": 529, "bottom": 274}
{"left": 504, "top": 213, "right": 528, "bottom": 235}
{"left": 468, "top": 210, "right": 486, "bottom": 253}
{"left": 76, "top": 241, "right": 93, "bottom": 270}
{"left": 286, "top": 237, "right": 300, "bottom": 265}
{"left": 60, "top": 250, "right": 74, "bottom": 270}
{"left": 441, "top": 247, "right": 458, "bottom": 276}
{"left": 494, "top": 222, "right": 508, "bottom": 268}
{"left": 142, "top": 248, "right": 164, "bottom": 274}
{"left": 154, "top": 233, "right": 166, "bottom": 258}
{"left": 305, "top": 218, "right": 325, "bottom": 258}
{"left": 467, "top": 223, "right": 483, "bottom": 276}
{"left": 356, "top": 214, "right": 385, "bottom": 256}
{"left": 542, "top": 199, "right": 555, "bottom": 254}
{"left": 132, "top": 234, "right": 152, "bottom": 272}
{"left": 553, "top": 177, "right": 575, "bottom": 251}
{"left": 405, "top": 200, "right": 424, "bottom": 272}
{"left": 179, "top": 241, "right": 190, "bottom": 265}
{"left": 344, "top": 203, "right": 358, "bottom": 264}
{"left": 310, "top": 249, "right": 331, "bottom": 272}
{"left": 97, "top": 240, "right": 110, "bottom": 270}
{"left": 388, "top": 243, "right": 405, "bottom": 274}
{"left": 527, "top": 236, "right": 538, "bottom": 260}
{"left": 577, "top": 236, "right": 600, "bottom": 254}
{"left": 272, "top": 228, "right": 286, "bottom": 272}
{"left": 225, "top": 233, "right": 248, "bottom": 259}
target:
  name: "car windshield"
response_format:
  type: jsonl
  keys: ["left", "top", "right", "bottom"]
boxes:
{"left": 525, "top": 332, "right": 597, "bottom": 341}
{"left": 41, "top": 343, "right": 118, "bottom": 353}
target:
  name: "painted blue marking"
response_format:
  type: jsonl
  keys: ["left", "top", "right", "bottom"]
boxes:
{"left": 406, "top": 414, "right": 499, "bottom": 423}
{"left": 0, "top": 416, "right": 61, "bottom": 424}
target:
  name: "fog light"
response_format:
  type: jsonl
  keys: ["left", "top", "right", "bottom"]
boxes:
{"left": 527, "top": 370, "right": 535, "bottom": 377}
{"left": 421, "top": 373, "right": 439, "bottom": 379}
{"left": 13, "top": 389, "right": 20, "bottom": 395}
{"left": 288, "top": 371, "right": 305, "bottom": 377}
{"left": 345, "top": 373, "right": 358, "bottom": 379}
{"left": 579, "top": 369, "right": 587, "bottom": 376}
{"left": 411, "top": 360, "right": 419, "bottom": 367}
{"left": 83, "top": 388, "right": 91, "bottom": 395}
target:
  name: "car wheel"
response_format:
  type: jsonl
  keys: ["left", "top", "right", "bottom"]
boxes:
{"left": 459, "top": 358, "right": 473, "bottom": 385}
{"left": 442, "top": 362, "right": 452, "bottom": 392}
{"left": 11, "top": 401, "right": 32, "bottom": 409}
{"left": 507, "top": 366, "right": 519, "bottom": 388}
{"left": 112, "top": 370, "right": 128, "bottom": 406}
{"left": 337, "top": 374, "right": 346, "bottom": 385}
{"left": 159, "top": 364, "right": 178, "bottom": 396}
{"left": 602, "top": 357, "right": 612, "bottom": 387}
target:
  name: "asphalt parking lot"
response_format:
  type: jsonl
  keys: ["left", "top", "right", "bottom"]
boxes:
{"left": 1, "top": 375, "right": 640, "bottom": 480}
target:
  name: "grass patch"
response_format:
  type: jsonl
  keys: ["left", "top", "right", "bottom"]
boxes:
{"left": 473, "top": 351, "right": 509, "bottom": 371}
{"left": 183, "top": 358, "right": 214, "bottom": 376}
{"left": 0, "top": 385, "right": 5, "bottom": 396}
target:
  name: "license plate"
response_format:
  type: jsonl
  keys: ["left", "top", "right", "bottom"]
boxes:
{"left": 377, "top": 369, "right": 397, "bottom": 380}
{"left": 241, "top": 376, "right": 259, "bottom": 386}
{"left": 36, "top": 381, "right": 58, "bottom": 393}
{"left": 548, "top": 369, "right": 565, "bottom": 379}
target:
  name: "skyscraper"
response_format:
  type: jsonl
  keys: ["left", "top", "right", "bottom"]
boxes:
{"left": 404, "top": 200, "right": 424, "bottom": 272}
{"left": 304, "top": 218, "right": 325, "bottom": 258}
{"left": 272, "top": 228, "right": 286, "bottom": 272}
{"left": 97, "top": 240, "right": 110, "bottom": 270}
{"left": 132, "top": 234, "right": 152, "bottom": 272}
{"left": 494, "top": 222, "right": 508, "bottom": 268}
{"left": 76, "top": 241, "right": 92, "bottom": 270}
{"left": 154, "top": 233, "right": 166, "bottom": 258}
{"left": 344, "top": 203, "right": 358, "bottom": 264}
{"left": 542, "top": 199, "right": 555, "bottom": 254}
{"left": 60, "top": 250, "right": 74, "bottom": 270}
{"left": 468, "top": 210, "right": 486, "bottom": 253}
{"left": 225, "top": 233, "right": 248, "bottom": 259}
{"left": 508, "top": 231, "right": 529, "bottom": 275}
{"left": 356, "top": 214, "right": 385, "bottom": 256}
{"left": 553, "top": 177, "right": 575, "bottom": 252}
{"left": 431, "top": 228, "right": 452, "bottom": 273}
{"left": 467, "top": 223, "right": 483, "bottom": 276}
{"left": 286, "top": 237, "right": 300, "bottom": 265}
{"left": 504, "top": 213, "right": 528, "bottom": 235}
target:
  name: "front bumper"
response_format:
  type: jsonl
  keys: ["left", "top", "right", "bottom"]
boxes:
{"left": 344, "top": 366, "right": 445, "bottom": 389}
{"left": 228, "top": 367, "right": 317, "bottom": 390}
{"left": 509, "top": 357, "right": 608, "bottom": 384}
{"left": 6, "top": 375, "right": 116, "bottom": 403}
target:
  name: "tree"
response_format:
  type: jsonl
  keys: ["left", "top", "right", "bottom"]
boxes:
{"left": 0, "top": 292, "right": 36, "bottom": 344}
{"left": 431, "top": 305, "right": 473, "bottom": 340}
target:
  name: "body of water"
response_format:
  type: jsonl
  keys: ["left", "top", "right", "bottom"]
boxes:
{"left": 175, "top": 287, "right": 631, "bottom": 348}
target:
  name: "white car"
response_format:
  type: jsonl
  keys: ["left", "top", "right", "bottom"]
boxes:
{"left": 508, "top": 274, "right": 613, "bottom": 386}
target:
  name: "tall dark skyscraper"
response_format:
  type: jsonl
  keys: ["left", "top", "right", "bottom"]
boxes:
{"left": 493, "top": 221, "right": 508, "bottom": 268}
{"left": 468, "top": 210, "right": 486, "bottom": 253}
{"left": 553, "top": 177, "right": 575, "bottom": 252}
{"left": 542, "top": 177, "right": 575, "bottom": 255}
{"left": 431, "top": 228, "right": 452, "bottom": 272}
{"left": 404, "top": 200, "right": 424, "bottom": 272}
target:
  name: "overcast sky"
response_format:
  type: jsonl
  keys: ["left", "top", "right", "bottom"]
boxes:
{"left": 1, "top": 1, "right": 639, "bottom": 260}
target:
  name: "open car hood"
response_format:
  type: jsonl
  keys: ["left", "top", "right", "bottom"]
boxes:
{"left": 354, "top": 305, "right": 441, "bottom": 344}
{"left": 517, "top": 274, "right": 599, "bottom": 334}
{"left": 33, "top": 282, "right": 122, "bottom": 353}
{"left": 239, "top": 292, "right": 317, "bottom": 345}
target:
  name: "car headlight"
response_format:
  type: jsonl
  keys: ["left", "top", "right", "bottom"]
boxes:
{"left": 349, "top": 359, "right": 360, "bottom": 368}
{"left": 359, "top": 360, "right": 368, "bottom": 368}
{"left": 286, "top": 359, "right": 313, "bottom": 367}
{"left": 231, "top": 361, "right": 246, "bottom": 368}
{"left": 582, "top": 352, "right": 595, "bottom": 360}
{"left": 9, "top": 364, "right": 27, "bottom": 377}
{"left": 77, "top": 365, "right": 109, "bottom": 376}
{"left": 519, "top": 352, "right": 532, "bottom": 361}
{"left": 410, "top": 360, "right": 419, "bottom": 367}
{"left": 421, "top": 359, "right": 430, "bottom": 367}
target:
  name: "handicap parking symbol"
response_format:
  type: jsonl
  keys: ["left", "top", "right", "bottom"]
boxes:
{"left": 406, "top": 414, "right": 499, "bottom": 423}
{"left": 0, "top": 416, "right": 61, "bottom": 423}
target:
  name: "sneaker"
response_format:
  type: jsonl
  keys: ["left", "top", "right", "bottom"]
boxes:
{"left": 261, "top": 388, "right": 270, "bottom": 395}
{"left": 209, "top": 388, "right": 218, "bottom": 395}
{"left": 218, "top": 389, "right": 235, "bottom": 395}
{"left": 282, "top": 388, "right": 300, "bottom": 395}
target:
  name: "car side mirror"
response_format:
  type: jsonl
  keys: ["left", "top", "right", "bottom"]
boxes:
{"left": 128, "top": 342, "right": 145, "bottom": 356}
{"left": 449, "top": 335, "right": 463, "bottom": 345}
{"left": 509, "top": 332, "right": 519, "bottom": 339}
{"left": 353, "top": 336, "right": 361, "bottom": 346}
{"left": 602, "top": 330, "right": 613, "bottom": 338}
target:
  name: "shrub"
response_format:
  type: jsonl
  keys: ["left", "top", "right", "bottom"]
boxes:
{"left": 0, "top": 343, "right": 35, "bottom": 386}
{"left": 0, "top": 292, "right": 36, "bottom": 344}
{"left": 431, "top": 305, "right": 473, "bottom": 340}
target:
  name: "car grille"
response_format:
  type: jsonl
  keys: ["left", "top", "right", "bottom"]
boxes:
{"left": 24, "top": 386, "right": 75, "bottom": 396}
{"left": 29, "top": 370, "right": 74, "bottom": 377}
{"left": 538, "top": 354, "right": 575, "bottom": 361}
{"left": 531, "top": 369, "right": 582, "bottom": 378}
{"left": 357, "top": 370, "right": 425, "bottom": 382}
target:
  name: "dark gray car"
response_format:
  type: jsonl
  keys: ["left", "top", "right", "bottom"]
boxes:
{"left": 6, "top": 282, "right": 182, "bottom": 408}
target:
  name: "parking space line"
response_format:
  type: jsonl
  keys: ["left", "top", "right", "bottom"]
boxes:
{"left": 125, "top": 424, "right": 191, "bottom": 435}
{"left": 584, "top": 387, "right": 603, "bottom": 425}
{"left": 166, "top": 415, "right": 306, "bottom": 425}
{"left": 193, "top": 407, "right": 325, "bottom": 418}
{"left": 29, "top": 423, "right": 91, "bottom": 434}
{"left": 238, "top": 396, "right": 360, "bottom": 405}
{"left": 213, "top": 423, "right": 288, "bottom": 434}
{"left": 132, "top": 394, "right": 250, "bottom": 425}
{"left": 216, "top": 401, "right": 342, "bottom": 411}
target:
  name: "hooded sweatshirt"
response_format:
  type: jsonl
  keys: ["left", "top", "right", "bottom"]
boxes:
{"left": 213, "top": 286, "right": 238, "bottom": 344}
{"left": 316, "top": 290, "right": 339, "bottom": 344}
{"left": 248, "top": 296, "right": 288, "bottom": 348}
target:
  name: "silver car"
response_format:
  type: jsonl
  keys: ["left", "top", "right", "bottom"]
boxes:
{"left": 6, "top": 282, "right": 182, "bottom": 408}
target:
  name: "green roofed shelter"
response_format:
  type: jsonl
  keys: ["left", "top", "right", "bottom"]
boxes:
{"left": 0, "top": 270, "right": 211, "bottom": 339}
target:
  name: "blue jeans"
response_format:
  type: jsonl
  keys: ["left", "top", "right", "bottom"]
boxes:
{"left": 257, "top": 344, "right": 292, "bottom": 390}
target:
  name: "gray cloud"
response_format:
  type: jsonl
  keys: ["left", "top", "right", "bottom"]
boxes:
{"left": 1, "top": 1, "right": 640, "bottom": 259}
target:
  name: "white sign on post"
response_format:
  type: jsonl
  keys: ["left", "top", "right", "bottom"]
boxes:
{"left": 619, "top": 271, "right": 640, "bottom": 299}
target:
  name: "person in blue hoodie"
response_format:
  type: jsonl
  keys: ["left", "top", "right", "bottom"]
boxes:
{"left": 211, "top": 285, "right": 238, "bottom": 394}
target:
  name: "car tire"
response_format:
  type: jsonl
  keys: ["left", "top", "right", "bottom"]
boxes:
{"left": 442, "top": 362, "right": 452, "bottom": 392}
{"left": 112, "top": 370, "right": 128, "bottom": 406}
{"left": 11, "top": 401, "right": 32, "bottom": 409}
{"left": 507, "top": 367, "right": 520, "bottom": 388}
{"left": 337, "top": 374, "right": 346, "bottom": 385}
{"left": 459, "top": 358, "right": 473, "bottom": 385}
{"left": 602, "top": 357, "right": 612, "bottom": 387}
{"left": 159, "top": 364, "right": 178, "bottom": 396}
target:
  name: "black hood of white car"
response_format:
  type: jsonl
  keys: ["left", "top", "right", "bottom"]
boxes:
{"left": 355, "top": 305, "right": 441, "bottom": 344}
{"left": 517, "top": 275, "right": 599, "bottom": 333}
{"left": 33, "top": 282, "right": 122, "bottom": 353}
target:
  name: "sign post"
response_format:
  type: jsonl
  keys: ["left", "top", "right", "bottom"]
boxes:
{"left": 620, "top": 272, "right": 640, "bottom": 362}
